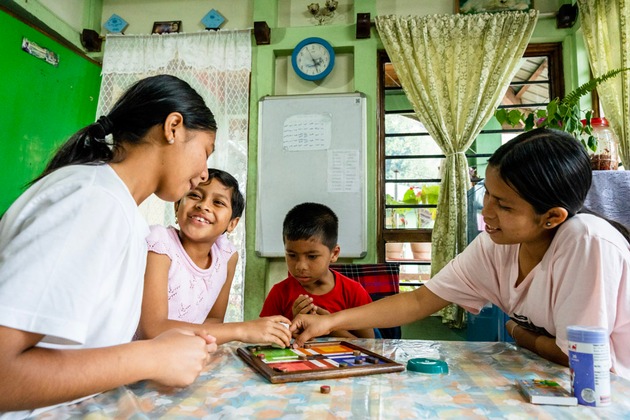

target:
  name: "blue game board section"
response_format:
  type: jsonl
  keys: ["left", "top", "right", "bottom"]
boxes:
{"left": 202, "top": 9, "right": 225, "bottom": 30}
{"left": 104, "top": 14, "right": 128, "bottom": 33}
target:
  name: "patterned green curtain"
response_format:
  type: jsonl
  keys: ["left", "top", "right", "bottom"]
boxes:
{"left": 375, "top": 11, "right": 538, "bottom": 327}
{"left": 578, "top": 0, "right": 630, "bottom": 168}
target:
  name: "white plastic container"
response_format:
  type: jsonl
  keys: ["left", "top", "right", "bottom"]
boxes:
{"left": 567, "top": 326, "right": 611, "bottom": 406}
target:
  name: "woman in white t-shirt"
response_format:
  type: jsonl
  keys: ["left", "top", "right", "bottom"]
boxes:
{"left": 291, "top": 128, "right": 630, "bottom": 379}
{"left": 0, "top": 75, "right": 219, "bottom": 417}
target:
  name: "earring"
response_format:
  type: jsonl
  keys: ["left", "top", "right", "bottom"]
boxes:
{"left": 546, "top": 222, "right": 551, "bottom": 227}
{"left": 167, "top": 137, "right": 175, "bottom": 144}
{"left": 175, "top": 216, "right": 179, "bottom": 225}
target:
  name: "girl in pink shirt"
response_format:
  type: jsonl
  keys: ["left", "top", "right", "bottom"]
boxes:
{"left": 291, "top": 128, "right": 630, "bottom": 379}
{"left": 137, "top": 169, "right": 292, "bottom": 347}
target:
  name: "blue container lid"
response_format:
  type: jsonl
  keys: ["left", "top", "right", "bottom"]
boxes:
{"left": 567, "top": 325, "right": 607, "bottom": 344}
{"left": 407, "top": 358, "right": 448, "bottom": 374}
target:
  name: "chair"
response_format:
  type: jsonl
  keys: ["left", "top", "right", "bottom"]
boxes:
{"left": 329, "top": 263, "right": 402, "bottom": 339}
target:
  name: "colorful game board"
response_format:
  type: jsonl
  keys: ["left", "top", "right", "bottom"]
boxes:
{"left": 237, "top": 341, "right": 405, "bottom": 383}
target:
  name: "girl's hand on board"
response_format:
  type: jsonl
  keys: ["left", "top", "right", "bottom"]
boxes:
{"left": 242, "top": 316, "right": 293, "bottom": 348}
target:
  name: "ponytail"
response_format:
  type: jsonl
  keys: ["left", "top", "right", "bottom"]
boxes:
{"left": 31, "top": 75, "right": 216, "bottom": 185}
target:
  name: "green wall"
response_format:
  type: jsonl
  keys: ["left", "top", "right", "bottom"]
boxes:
{"left": 0, "top": 9, "right": 102, "bottom": 215}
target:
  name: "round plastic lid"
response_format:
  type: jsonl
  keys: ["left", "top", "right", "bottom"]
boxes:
{"left": 407, "top": 358, "right": 449, "bottom": 374}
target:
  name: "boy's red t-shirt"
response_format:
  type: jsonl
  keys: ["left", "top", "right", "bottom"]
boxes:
{"left": 260, "top": 270, "right": 372, "bottom": 319}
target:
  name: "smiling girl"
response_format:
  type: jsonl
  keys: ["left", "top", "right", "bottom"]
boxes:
{"left": 291, "top": 128, "right": 630, "bottom": 379}
{"left": 137, "top": 169, "right": 292, "bottom": 348}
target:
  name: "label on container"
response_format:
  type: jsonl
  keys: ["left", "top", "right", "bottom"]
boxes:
{"left": 568, "top": 340, "right": 611, "bottom": 406}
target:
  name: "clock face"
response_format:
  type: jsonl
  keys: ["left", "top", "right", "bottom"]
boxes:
{"left": 291, "top": 37, "right": 335, "bottom": 81}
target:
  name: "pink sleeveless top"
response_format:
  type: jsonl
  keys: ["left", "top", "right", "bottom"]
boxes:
{"left": 146, "top": 225, "right": 237, "bottom": 323}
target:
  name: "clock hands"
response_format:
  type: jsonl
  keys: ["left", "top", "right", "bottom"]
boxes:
{"left": 305, "top": 46, "right": 321, "bottom": 73}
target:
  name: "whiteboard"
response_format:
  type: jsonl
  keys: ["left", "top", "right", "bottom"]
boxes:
{"left": 256, "top": 93, "right": 367, "bottom": 257}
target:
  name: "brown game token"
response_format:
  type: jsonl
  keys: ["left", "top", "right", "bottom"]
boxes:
{"left": 320, "top": 385, "right": 331, "bottom": 394}
{"left": 304, "top": 343, "right": 311, "bottom": 349}
{"left": 352, "top": 350, "right": 360, "bottom": 356}
{"left": 299, "top": 355, "right": 308, "bottom": 361}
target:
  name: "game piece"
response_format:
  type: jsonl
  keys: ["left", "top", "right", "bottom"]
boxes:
{"left": 257, "top": 353, "right": 265, "bottom": 360}
{"left": 320, "top": 385, "right": 331, "bottom": 394}
{"left": 237, "top": 341, "right": 405, "bottom": 384}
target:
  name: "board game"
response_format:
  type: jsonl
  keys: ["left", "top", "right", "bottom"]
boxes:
{"left": 237, "top": 341, "right": 405, "bottom": 384}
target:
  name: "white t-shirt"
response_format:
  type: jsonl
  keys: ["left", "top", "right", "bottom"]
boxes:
{"left": 0, "top": 165, "right": 149, "bottom": 418}
{"left": 426, "top": 214, "right": 630, "bottom": 379}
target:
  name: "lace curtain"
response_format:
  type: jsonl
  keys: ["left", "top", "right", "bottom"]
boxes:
{"left": 375, "top": 11, "right": 538, "bottom": 327}
{"left": 97, "top": 30, "right": 252, "bottom": 322}
{"left": 577, "top": 0, "right": 630, "bottom": 168}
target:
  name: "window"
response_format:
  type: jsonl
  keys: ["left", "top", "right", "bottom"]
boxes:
{"left": 377, "top": 43, "right": 564, "bottom": 291}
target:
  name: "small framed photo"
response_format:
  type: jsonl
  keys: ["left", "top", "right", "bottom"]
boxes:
{"left": 455, "top": 0, "right": 533, "bottom": 14}
{"left": 152, "top": 20, "right": 181, "bottom": 34}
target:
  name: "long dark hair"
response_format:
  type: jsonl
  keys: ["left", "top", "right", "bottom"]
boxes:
{"left": 32, "top": 75, "right": 217, "bottom": 184}
{"left": 488, "top": 128, "right": 630, "bottom": 241}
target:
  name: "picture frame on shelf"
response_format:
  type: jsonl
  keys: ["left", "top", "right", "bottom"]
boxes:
{"left": 152, "top": 20, "right": 181, "bottom": 34}
{"left": 455, "top": 0, "right": 533, "bottom": 14}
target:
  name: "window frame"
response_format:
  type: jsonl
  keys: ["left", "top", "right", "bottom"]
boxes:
{"left": 376, "top": 43, "right": 565, "bottom": 279}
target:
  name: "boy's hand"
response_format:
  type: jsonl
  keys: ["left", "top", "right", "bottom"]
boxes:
{"left": 292, "top": 294, "right": 317, "bottom": 318}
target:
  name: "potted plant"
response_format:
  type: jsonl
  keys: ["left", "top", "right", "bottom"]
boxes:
{"left": 495, "top": 67, "right": 628, "bottom": 169}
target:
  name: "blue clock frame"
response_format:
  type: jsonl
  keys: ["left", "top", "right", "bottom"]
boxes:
{"left": 291, "top": 37, "right": 335, "bottom": 81}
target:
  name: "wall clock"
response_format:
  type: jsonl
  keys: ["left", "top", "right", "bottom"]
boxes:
{"left": 291, "top": 37, "right": 335, "bottom": 81}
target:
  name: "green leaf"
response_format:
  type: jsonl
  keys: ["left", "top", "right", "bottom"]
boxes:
{"left": 507, "top": 109, "right": 523, "bottom": 126}
{"left": 524, "top": 113, "right": 535, "bottom": 131}
{"left": 402, "top": 188, "right": 418, "bottom": 204}
{"left": 587, "top": 135, "right": 597, "bottom": 152}
{"left": 563, "top": 67, "right": 630, "bottom": 106}
{"left": 495, "top": 108, "right": 508, "bottom": 124}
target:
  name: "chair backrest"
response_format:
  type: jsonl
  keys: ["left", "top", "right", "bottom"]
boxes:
{"left": 329, "top": 263, "right": 401, "bottom": 339}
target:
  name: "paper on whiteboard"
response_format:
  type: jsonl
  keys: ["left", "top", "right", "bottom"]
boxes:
{"left": 282, "top": 113, "right": 332, "bottom": 151}
{"left": 328, "top": 150, "right": 360, "bottom": 193}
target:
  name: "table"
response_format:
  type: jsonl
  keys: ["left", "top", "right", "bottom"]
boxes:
{"left": 35, "top": 339, "right": 630, "bottom": 419}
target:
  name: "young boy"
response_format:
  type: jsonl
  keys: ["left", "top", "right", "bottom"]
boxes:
{"left": 138, "top": 168, "right": 292, "bottom": 348}
{"left": 260, "top": 202, "right": 374, "bottom": 339}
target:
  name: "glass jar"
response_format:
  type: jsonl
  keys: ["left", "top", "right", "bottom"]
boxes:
{"left": 586, "top": 117, "right": 619, "bottom": 170}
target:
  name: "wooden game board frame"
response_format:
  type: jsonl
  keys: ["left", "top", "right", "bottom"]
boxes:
{"left": 237, "top": 341, "right": 405, "bottom": 384}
